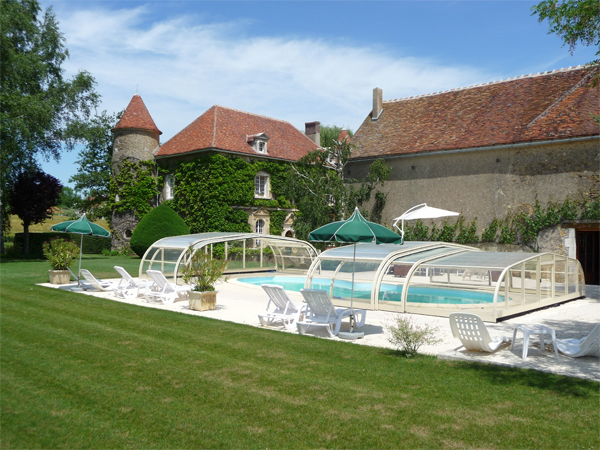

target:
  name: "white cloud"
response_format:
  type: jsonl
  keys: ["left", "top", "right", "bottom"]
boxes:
{"left": 52, "top": 4, "right": 498, "bottom": 140}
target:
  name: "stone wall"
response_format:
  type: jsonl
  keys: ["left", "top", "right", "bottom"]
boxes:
{"left": 347, "top": 138, "right": 599, "bottom": 233}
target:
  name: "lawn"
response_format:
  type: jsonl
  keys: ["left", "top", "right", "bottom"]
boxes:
{"left": 1, "top": 255, "right": 599, "bottom": 449}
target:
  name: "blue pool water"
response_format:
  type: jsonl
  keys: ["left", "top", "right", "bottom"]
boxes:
{"left": 238, "top": 275, "right": 500, "bottom": 305}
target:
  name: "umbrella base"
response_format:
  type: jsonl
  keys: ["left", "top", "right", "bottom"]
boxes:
{"left": 338, "top": 331, "right": 365, "bottom": 340}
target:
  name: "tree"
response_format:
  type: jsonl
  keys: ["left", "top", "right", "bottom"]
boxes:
{"left": 57, "top": 186, "right": 81, "bottom": 209}
{"left": 8, "top": 170, "right": 62, "bottom": 253}
{"left": 0, "top": 0, "right": 99, "bottom": 251}
{"left": 319, "top": 125, "right": 353, "bottom": 150}
{"left": 68, "top": 111, "right": 120, "bottom": 220}
{"left": 283, "top": 136, "right": 391, "bottom": 241}
{"left": 531, "top": 0, "right": 600, "bottom": 86}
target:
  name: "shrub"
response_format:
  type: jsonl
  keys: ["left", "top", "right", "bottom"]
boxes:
{"left": 385, "top": 315, "right": 441, "bottom": 357}
{"left": 14, "top": 232, "right": 110, "bottom": 258}
{"left": 129, "top": 204, "right": 190, "bottom": 257}
{"left": 42, "top": 238, "right": 80, "bottom": 270}
{"left": 180, "top": 246, "right": 228, "bottom": 292}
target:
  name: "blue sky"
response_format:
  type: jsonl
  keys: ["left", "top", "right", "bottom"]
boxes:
{"left": 38, "top": 0, "right": 597, "bottom": 188}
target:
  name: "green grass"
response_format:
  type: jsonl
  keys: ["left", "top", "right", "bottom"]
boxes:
{"left": 2, "top": 256, "right": 599, "bottom": 449}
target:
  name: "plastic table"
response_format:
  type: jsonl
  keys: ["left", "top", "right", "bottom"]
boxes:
{"left": 511, "top": 324, "right": 559, "bottom": 359}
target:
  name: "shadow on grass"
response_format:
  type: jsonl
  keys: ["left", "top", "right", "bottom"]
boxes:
{"left": 446, "top": 358, "right": 598, "bottom": 397}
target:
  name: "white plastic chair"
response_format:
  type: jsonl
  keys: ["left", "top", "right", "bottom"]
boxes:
{"left": 449, "top": 312, "right": 510, "bottom": 353}
{"left": 114, "top": 266, "right": 152, "bottom": 299}
{"left": 145, "top": 270, "right": 190, "bottom": 305}
{"left": 258, "top": 284, "right": 303, "bottom": 331}
{"left": 297, "top": 289, "right": 366, "bottom": 337}
{"left": 79, "top": 269, "right": 116, "bottom": 292}
{"left": 556, "top": 324, "right": 600, "bottom": 358}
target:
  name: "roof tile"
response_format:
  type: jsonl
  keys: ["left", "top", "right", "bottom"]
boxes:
{"left": 113, "top": 94, "right": 162, "bottom": 135}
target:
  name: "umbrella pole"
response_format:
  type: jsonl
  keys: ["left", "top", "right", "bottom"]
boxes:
{"left": 350, "top": 243, "right": 356, "bottom": 332}
{"left": 78, "top": 234, "right": 83, "bottom": 288}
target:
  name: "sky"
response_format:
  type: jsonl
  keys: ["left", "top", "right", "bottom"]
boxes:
{"left": 37, "top": 0, "right": 598, "bottom": 188}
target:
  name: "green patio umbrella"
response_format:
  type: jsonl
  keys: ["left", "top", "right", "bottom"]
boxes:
{"left": 50, "top": 214, "right": 111, "bottom": 287}
{"left": 308, "top": 207, "right": 402, "bottom": 331}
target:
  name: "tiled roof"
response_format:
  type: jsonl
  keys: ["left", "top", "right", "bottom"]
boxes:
{"left": 350, "top": 66, "right": 599, "bottom": 159}
{"left": 156, "top": 105, "right": 318, "bottom": 161}
{"left": 113, "top": 94, "right": 162, "bottom": 135}
{"left": 338, "top": 129, "right": 350, "bottom": 142}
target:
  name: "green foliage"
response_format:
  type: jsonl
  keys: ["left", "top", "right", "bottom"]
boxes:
{"left": 432, "top": 220, "right": 458, "bottom": 243}
{"left": 0, "top": 0, "right": 99, "bottom": 236}
{"left": 129, "top": 204, "right": 190, "bottom": 257}
{"left": 284, "top": 135, "right": 391, "bottom": 240}
{"left": 481, "top": 218, "right": 500, "bottom": 242}
{"left": 57, "top": 186, "right": 82, "bottom": 209}
{"left": 111, "top": 160, "right": 159, "bottom": 219}
{"left": 180, "top": 246, "right": 228, "bottom": 291}
{"left": 319, "top": 124, "right": 353, "bottom": 149}
{"left": 269, "top": 210, "right": 287, "bottom": 237}
{"left": 580, "top": 197, "right": 600, "bottom": 220}
{"left": 499, "top": 222, "right": 517, "bottom": 244}
{"left": 455, "top": 217, "right": 479, "bottom": 244}
{"left": 532, "top": 0, "right": 599, "bottom": 86}
{"left": 167, "top": 154, "right": 291, "bottom": 234}
{"left": 69, "top": 111, "right": 121, "bottom": 220}
{"left": 8, "top": 170, "right": 62, "bottom": 253}
{"left": 14, "top": 232, "right": 110, "bottom": 258}
{"left": 385, "top": 315, "right": 441, "bottom": 357}
{"left": 403, "top": 220, "right": 430, "bottom": 241}
{"left": 42, "top": 237, "right": 79, "bottom": 270}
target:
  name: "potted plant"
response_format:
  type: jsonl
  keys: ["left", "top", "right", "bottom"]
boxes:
{"left": 42, "top": 237, "right": 79, "bottom": 284}
{"left": 181, "top": 246, "right": 228, "bottom": 311}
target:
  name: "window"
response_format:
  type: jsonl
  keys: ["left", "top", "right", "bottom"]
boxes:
{"left": 247, "top": 133, "right": 270, "bottom": 154}
{"left": 164, "top": 175, "right": 175, "bottom": 200}
{"left": 258, "top": 141, "right": 266, "bottom": 153}
{"left": 254, "top": 172, "right": 270, "bottom": 198}
{"left": 255, "top": 219, "right": 264, "bottom": 234}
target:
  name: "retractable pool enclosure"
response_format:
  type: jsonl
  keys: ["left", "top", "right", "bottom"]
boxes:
{"left": 305, "top": 242, "right": 585, "bottom": 322}
{"left": 140, "top": 232, "right": 317, "bottom": 283}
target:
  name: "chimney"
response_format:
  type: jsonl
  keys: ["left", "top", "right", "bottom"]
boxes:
{"left": 305, "top": 121, "right": 320, "bottom": 145}
{"left": 372, "top": 87, "right": 383, "bottom": 121}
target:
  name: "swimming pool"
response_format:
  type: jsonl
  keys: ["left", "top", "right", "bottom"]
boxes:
{"left": 237, "top": 275, "right": 501, "bottom": 305}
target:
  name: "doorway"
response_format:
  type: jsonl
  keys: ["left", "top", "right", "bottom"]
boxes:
{"left": 576, "top": 230, "right": 599, "bottom": 285}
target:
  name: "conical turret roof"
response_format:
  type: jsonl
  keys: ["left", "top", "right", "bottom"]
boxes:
{"left": 113, "top": 94, "right": 162, "bottom": 135}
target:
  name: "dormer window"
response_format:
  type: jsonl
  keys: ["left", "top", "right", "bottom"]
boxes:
{"left": 247, "top": 132, "right": 270, "bottom": 154}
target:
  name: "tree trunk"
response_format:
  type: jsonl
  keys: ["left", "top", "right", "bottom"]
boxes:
{"left": 23, "top": 222, "right": 30, "bottom": 254}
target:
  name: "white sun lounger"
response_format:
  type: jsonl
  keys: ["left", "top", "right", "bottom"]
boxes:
{"left": 297, "top": 289, "right": 366, "bottom": 337}
{"left": 449, "top": 312, "right": 510, "bottom": 353}
{"left": 79, "top": 269, "right": 116, "bottom": 292}
{"left": 258, "top": 284, "right": 304, "bottom": 331}
{"left": 114, "top": 266, "right": 152, "bottom": 299}
{"left": 145, "top": 270, "right": 190, "bottom": 305}
{"left": 556, "top": 324, "right": 600, "bottom": 358}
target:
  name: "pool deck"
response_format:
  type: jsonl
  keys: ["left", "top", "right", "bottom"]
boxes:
{"left": 43, "top": 278, "right": 600, "bottom": 382}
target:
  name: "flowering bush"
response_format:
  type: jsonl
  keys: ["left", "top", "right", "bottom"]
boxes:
{"left": 385, "top": 315, "right": 441, "bottom": 357}
{"left": 180, "top": 246, "right": 228, "bottom": 292}
{"left": 42, "top": 238, "right": 79, "bottom": 270}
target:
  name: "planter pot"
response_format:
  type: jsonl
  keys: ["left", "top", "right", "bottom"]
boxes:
{"left": 49, "top": 269, "right": 71, "bottom": 285}
{"left": 189, "top": 290, "right": 218, "bottom": 311}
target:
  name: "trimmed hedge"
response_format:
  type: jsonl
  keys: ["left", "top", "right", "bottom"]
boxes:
{"left": 130, "top": 204, "right": 190, "bottom": 257}
{"left": 14, "top": 232, "right": 111, "bottom": 258}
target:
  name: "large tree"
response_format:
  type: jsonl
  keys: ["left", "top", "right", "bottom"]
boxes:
{"left": 283, "top": 136, "right": 390, "bottom": 241}
{"left": 0, "top": 0, "right": 99, "bottom": 250}
{"left": 68, "top": 111, "right": 120, "bottom": 220}
{"left": 532, "top": 0, "right": 600, "bottom": 86}
{"left": 8, "top": 170, "right": 62, "bottom": 253}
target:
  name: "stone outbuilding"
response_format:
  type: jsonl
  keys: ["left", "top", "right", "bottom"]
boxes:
{"left": 348, "top": 66, "right": 599, "bottom": 284}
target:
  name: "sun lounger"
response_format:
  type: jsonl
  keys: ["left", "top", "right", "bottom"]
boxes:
{"left": 114, "top": 266, "right": 152, "bottom": 299}
{"left": 145, "top": 270, "right": 190, "bottom": 305}
{"left": 258, "top": 284, "right": 304, "bottom": 331}
{"left": 79, "top": 269, "right": 116, "bottom": 292}
{"left": 449, "top": 312, "right": 510, "bottom": 353}
{"left": 297, "top": 289, "right": 366, "bottom": 337}
{"left": 556, "top": 324, "right": 600, "bottom": 358}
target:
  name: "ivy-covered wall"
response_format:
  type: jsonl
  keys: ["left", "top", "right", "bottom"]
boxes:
{"left": 162, "top": 154, "right": 293, "bottom": 234}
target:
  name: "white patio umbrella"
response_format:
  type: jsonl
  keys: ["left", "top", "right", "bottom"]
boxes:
{"left": 392, "top": 203, "right": 460, "bottom": 241}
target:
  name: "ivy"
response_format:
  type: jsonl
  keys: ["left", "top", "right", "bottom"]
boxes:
{"left": 455, "top": 217, "right": 479, "bottom": 244}
{"left": 165, "top": 154, "right": 294, "bottom": 233}
{"left": 110, "top": 160, "right": 159, "bottom": 218}
{"left": 269, "top": 210, "right": 288, "bottom": 236}
{"left": 481, "top": 218, "right": 500, "bottom": 242}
